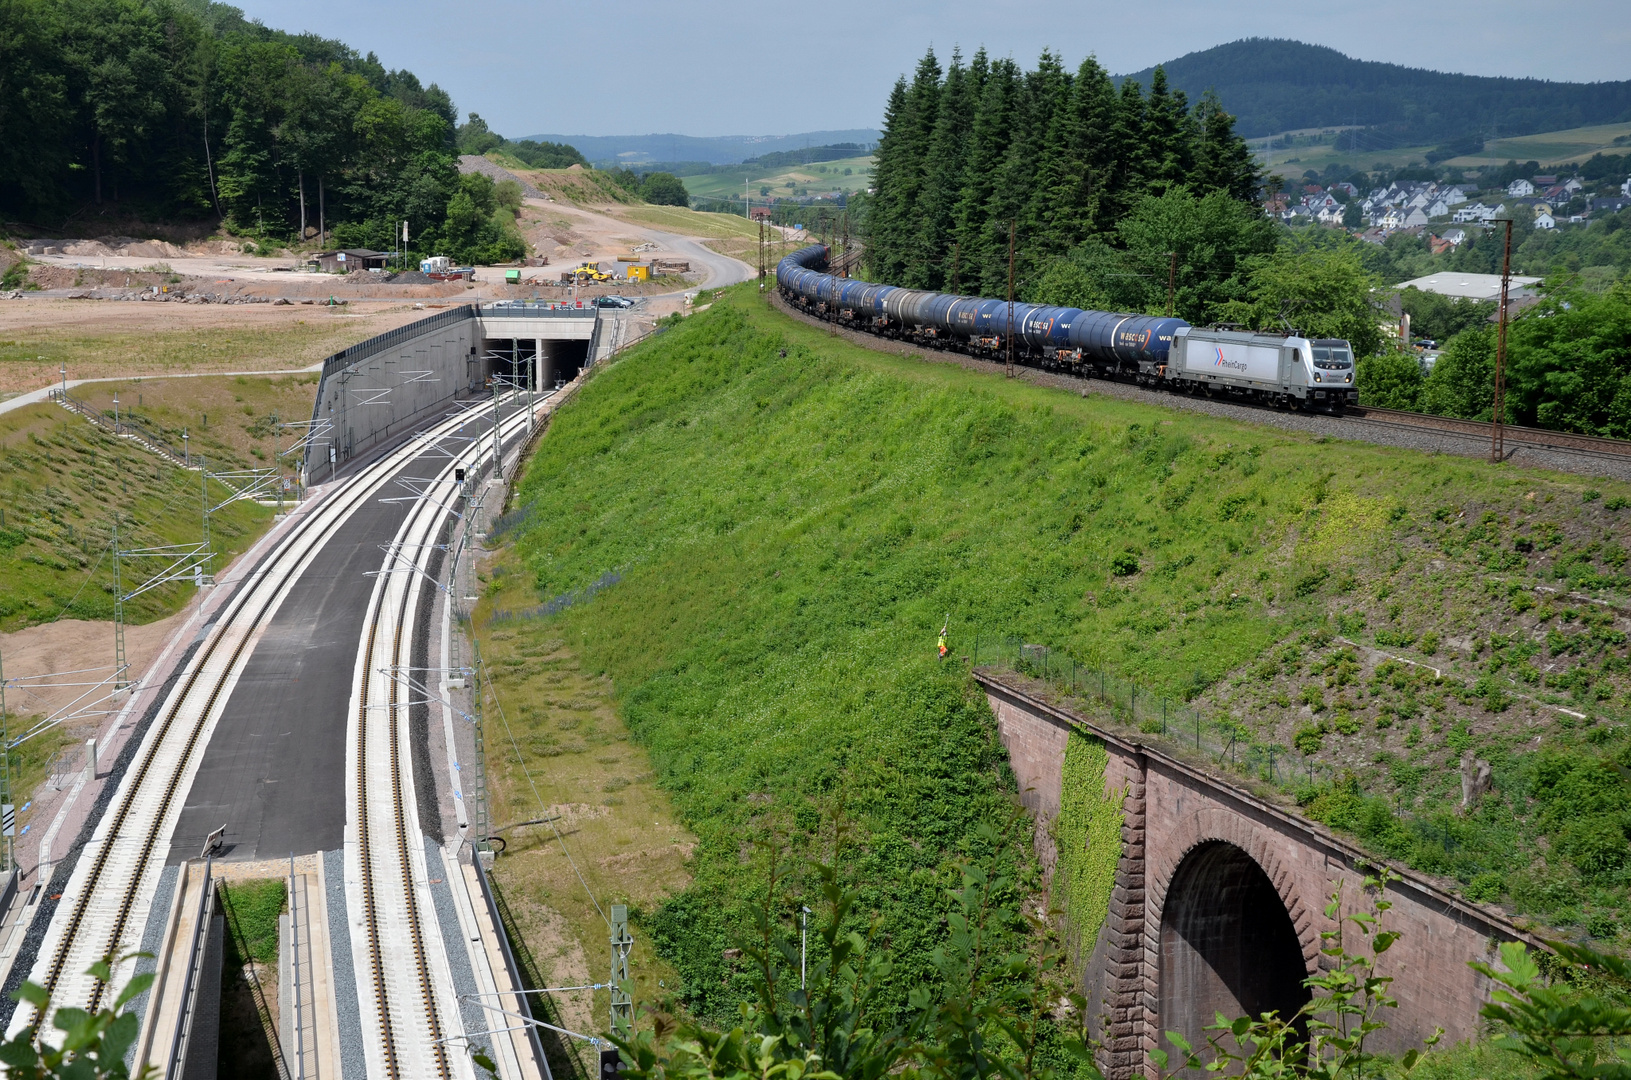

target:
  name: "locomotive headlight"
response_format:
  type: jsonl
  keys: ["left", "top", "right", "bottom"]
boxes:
{"left": 1313, "top": 372, "right": 1322, "bottom": 382}
{"left": 1345, "top": 373, "right": 1352, "bottom": 382}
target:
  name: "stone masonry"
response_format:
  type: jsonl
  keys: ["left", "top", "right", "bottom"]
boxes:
{"left": 976, "top": 670, "right": 1541, "bottom": 1079}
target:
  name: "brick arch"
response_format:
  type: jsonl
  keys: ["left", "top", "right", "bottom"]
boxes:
{"left": 1145, "top": 806, "right": 1322, "bottom": 974}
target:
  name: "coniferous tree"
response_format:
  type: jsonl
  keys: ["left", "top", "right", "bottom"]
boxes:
{"left": 1142, "top": 66, "right": 1193, "bottom": 195}
{"left": 1192, "top": 91, "right": 1261, "bottom": 202}
{"left": 872, "top": 48, "right": 942, "bottom": 283}
{"left": 952, "top": 57, "right": 1018, "bottom": 294}
{"left": 1099, "top": 77, "right": 1151, "bottom": 230}
{"left": 866, "top": 76, "right": 911, "bottom": 279}
{"left": 1021, "top": 50, "right": 1077, "bottom": 263}
{"left": 906, "top": 49, "right": 972, "bottom": 290}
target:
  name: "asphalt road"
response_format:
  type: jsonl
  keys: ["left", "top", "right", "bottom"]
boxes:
{"left": 165, "top": 492, "right": 410, "bottom": 863}
{"left": 165, "top": 400, "right": 531, "bottom": 864}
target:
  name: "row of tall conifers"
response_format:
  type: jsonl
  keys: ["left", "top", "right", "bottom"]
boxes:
{"left": 778, "top": 245, "right": 1183, "bottom": 367}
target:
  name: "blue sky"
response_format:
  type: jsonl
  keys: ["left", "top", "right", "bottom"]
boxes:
{"left": 231, "top": 0, "right": 1631, "bottom": 138}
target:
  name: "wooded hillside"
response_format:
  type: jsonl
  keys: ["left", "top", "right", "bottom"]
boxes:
{"left": 1123, "top": 38, "right": 1631, "bottom": 148}
{"left": 0, "top": 0, "right": 522, "bottom": 262}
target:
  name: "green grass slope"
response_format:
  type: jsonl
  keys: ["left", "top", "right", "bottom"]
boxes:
{"left": 500, "top": 288, "right": 1631, "bottom": 1024}
{"left": 0, "top": 403, "right": 273, "bottom": 631}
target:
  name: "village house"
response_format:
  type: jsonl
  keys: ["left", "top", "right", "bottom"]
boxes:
{"left": 1534, "top": 209, "right": 1556, "bottom": 229}
{"left": 1507, "top": 178, "right": 1535, "bottom": 197}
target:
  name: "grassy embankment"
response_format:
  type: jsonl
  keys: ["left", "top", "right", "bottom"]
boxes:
{"left": 0, "top": 402, "right": 274, "bottom": 632}
{"left": 71, "top": 372, "right": 320, "bottom": 471}
{"left": 477, "top": 286, "right": 1629, "bottom": 1059}
{"left": 0, "top": 305, "right": 413, "bottom": 397}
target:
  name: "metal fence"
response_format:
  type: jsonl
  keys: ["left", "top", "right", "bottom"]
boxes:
{"left": 971, "top": 634, "right": 1336, "bottom": 793}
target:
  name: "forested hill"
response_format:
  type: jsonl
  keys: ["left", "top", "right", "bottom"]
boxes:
{"left": 1120, "top": 39, "right": 1631, "bottom": 146}
{"left": 0, "top": 0, "right": 524, "bottom": 262}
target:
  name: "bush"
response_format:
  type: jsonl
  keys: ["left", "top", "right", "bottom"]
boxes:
{"left": 639, "top": 172, "right": 690, "bottom": 207}
{"left": 1110, "top": 551, "right": 1140, "bottom": 576}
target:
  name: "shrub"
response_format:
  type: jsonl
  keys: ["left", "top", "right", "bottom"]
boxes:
{"left": 1110, "top": 551, "right": 1140, "bottom": 576}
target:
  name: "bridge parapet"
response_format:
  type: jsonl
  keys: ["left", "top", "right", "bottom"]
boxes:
{"left": 974, "top": 669, "right": 1540, "bottom": 1079}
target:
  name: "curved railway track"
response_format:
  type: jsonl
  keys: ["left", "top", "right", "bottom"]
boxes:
{"left": 776, "top": 291, "right": 1631, "bottom": 467}
{"left": 10, "top": 393, "right": 539, "bottom": 1065}
{"left": 1348, "top": 405, "right": 1631, "bottom": 459}
{"left": 347, "top": 428, "right": 481, "bottom": 1079}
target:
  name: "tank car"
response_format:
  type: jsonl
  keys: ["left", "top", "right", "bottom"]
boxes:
{"left": 774, "top": 244, "right": 1355, "bottom": 413}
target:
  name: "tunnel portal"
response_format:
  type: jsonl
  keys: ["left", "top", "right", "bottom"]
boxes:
{"left": 1159, "top": 841, "right": 1311, "bottom": 1055}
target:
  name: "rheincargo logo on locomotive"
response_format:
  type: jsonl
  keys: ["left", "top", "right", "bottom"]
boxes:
{"left": 1212, "top": 346, "right": 1247, "bottom": 373}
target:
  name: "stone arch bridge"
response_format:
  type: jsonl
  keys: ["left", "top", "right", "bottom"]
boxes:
{"left": 975, "top": 671, "right": 1539, "bottom": 1080}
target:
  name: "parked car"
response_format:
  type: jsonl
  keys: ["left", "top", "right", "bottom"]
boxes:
{"left": 595, "top": 295, "right": 636, "bottom": 309}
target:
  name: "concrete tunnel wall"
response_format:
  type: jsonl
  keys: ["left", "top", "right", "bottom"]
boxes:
{"left": 973, "top": 671, "right": 1535, "bottom": 1080}
{"left": 304, "top": 306, "right": 600, "bottom": 479}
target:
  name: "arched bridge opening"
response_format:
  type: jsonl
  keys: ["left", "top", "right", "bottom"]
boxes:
{"left": 1160, "top": 841, "right": 1310, "bottom": 1056}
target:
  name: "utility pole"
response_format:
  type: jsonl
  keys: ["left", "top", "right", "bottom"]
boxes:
{"left": 1006, "top": 219, "right": 1016, "bottom": 379}
{"left": 1, "top": 646, "right": 12, "bottom": 873}
{"left": 1167, "top": 251, "right": 1178, "bottom": 318}
{"left": 610, "top": 903, "right": 633, "bottom": 1032}
{"left": 112, "top": 517, "right": 127, "bottom": 691}
{"left": 491, "top": 379, "right": 502, "bottom": 481}
{"left": 1491, "top": 217, "right": 1513, "bottom": 463}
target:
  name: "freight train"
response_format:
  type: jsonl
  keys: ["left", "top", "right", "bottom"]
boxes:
{"left": 775, "top": 244, "right": 1358, "bottom": 411}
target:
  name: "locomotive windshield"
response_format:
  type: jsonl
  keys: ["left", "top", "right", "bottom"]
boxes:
{"left": 1312, "top": 346, "right": 1352, "bottom": 369}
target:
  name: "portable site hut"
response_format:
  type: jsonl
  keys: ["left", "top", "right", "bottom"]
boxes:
{"left": 308, "top": 249, "right": 389, "bottom": 273}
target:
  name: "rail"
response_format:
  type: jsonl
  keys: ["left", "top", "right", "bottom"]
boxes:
{"left": 1351, "top": 405, "right": 1631, "bottom": 459}
{"left": 347, "top": 391, "right": 543, "bottom": 1076}
{"left": 13, "top": 400, "right": 523, "bottom": 1050}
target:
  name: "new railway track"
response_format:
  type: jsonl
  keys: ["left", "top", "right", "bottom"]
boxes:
{"left": 8, "top": 392, "right": 541, "bottom": 1072}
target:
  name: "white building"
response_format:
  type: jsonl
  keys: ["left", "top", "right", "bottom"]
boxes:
{"left": 1507, "top": 178, "right": 1535, "bottom": 196}
{"left": 1622, "top": 177, "right": 1631, "bottom": 197}
{"left": 1534, "top": 210, "right": 1556, "bottom": 229}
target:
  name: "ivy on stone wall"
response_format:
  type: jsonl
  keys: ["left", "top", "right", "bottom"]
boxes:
{"left": 1054, "top": 730, "right": 1124, "bottom": 955}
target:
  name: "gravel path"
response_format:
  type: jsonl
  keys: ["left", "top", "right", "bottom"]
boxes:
{"left": 771, "top": 295, "right": 1631, "bottom": 484}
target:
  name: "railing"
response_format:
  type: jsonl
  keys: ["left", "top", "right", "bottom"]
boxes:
{"left": 971, "top": 635, "right": 1336, "bottom": 792}
{"left": 165, "top": 858, "right": 216, "bottom": 1080}
{"left": 316, "top": 303, "right": 478, "bottom": 381}
{"left": 49, "top": 390, "right": 190, "bottom": 467}
{"left": 481, "top": 302, "right": 599, "bottom": 318}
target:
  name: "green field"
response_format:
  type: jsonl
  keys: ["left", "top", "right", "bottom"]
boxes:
{"left": 1445, "top": 121, "right": 1631, "bottom": 167}
{"left": 677, "top": 155, "right": 873, "bottom": 202}
{"left": 1259, "top": 120, "right": 1631, "bottom": 178}
{"left": 484, "top": 285, "right": 1631, "bottom": 1044}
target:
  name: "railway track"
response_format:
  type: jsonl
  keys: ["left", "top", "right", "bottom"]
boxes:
{"left": 7, "top": 393, "right": 539, "bottom": 1063}
{"left": 776, "top": 291, "right": 1631, "bottom": 468}
{"left": 346, "top": 419, "right": 493, "bottom": 1078}
{"left": 1348, "top": 405, "right": 1631, "bottom": 459}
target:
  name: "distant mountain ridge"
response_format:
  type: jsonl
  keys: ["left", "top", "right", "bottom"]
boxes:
{"left": 1120, "top": 39, "right": 1631, "bottom": 149}
{"left": 518, "top": 130, "right": 882, "bottom": 166}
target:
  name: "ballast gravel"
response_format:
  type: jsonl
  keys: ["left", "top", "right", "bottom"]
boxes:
{"left": 771, "top": 295, "right": 1631, "bottom": 484}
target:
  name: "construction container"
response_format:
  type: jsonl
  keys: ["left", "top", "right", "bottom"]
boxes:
{"left": 626, "top": 265, "right": 650, "bottom": 282}
{"left": 504, "top": 269, "right": 521, "bottom": 284}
